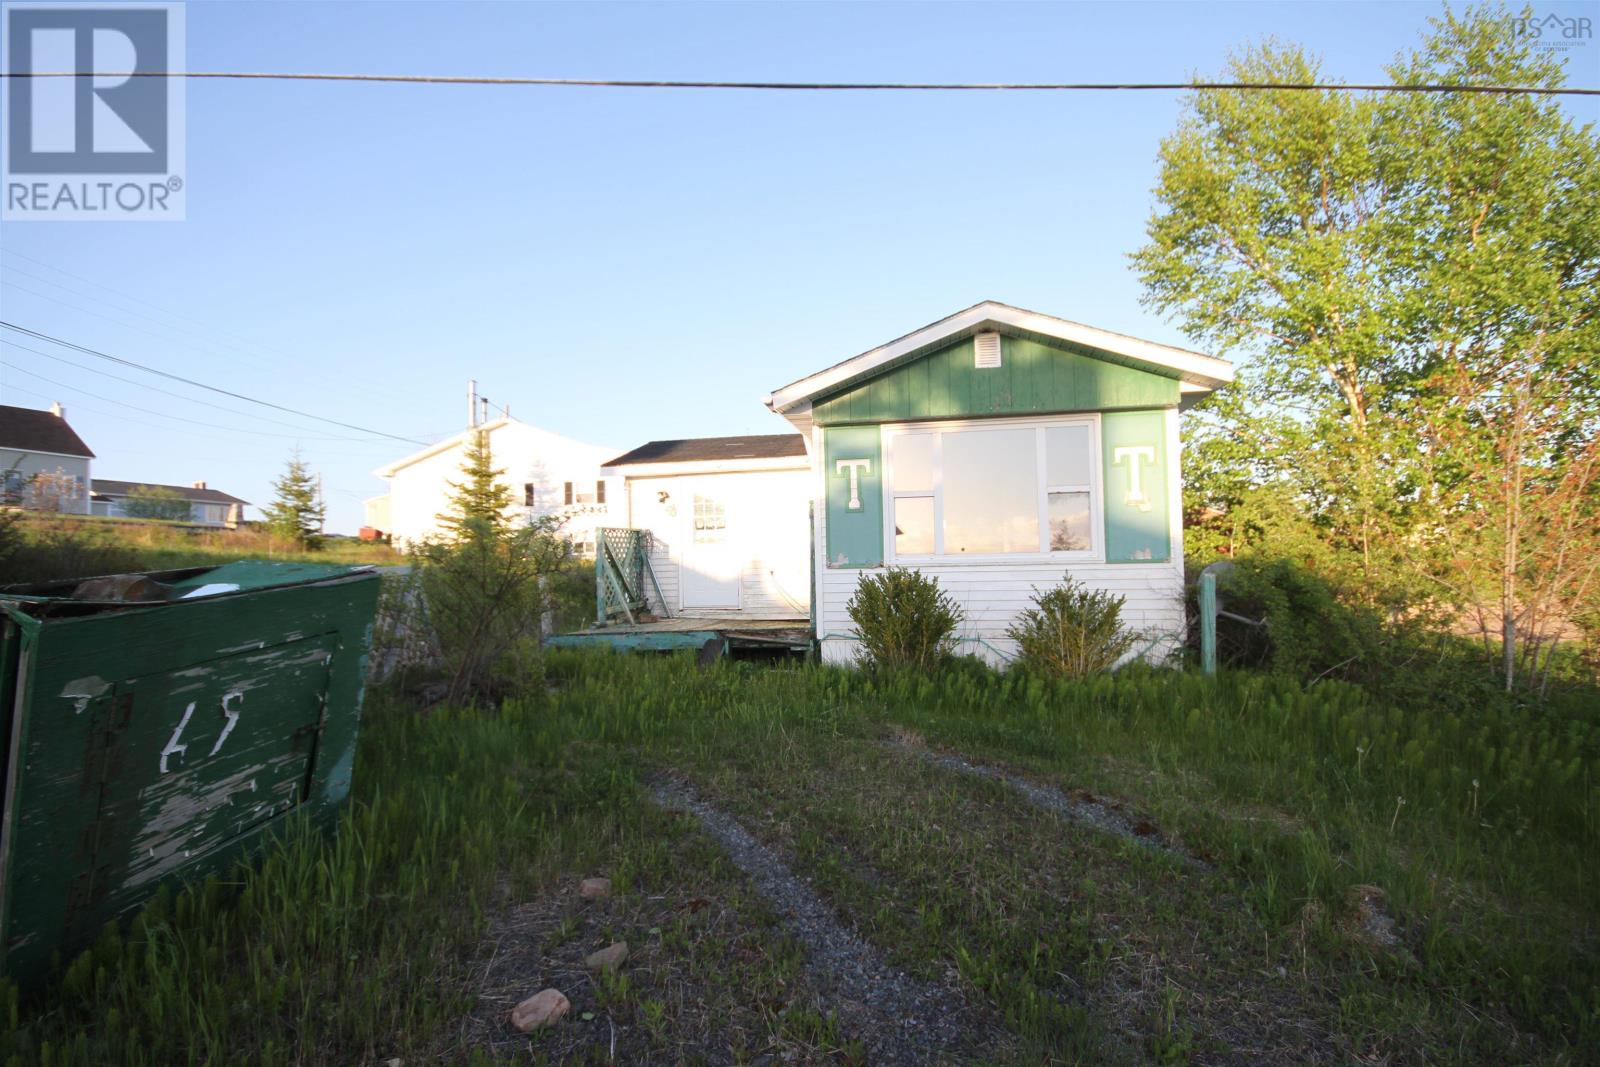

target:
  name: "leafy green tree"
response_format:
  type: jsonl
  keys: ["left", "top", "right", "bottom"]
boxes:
{"left": 437, "top": 430, "right": 513, "bottom": 543}
{"left": 123, "top": 485, "right": 191, "bottom": 522}
{"left": 1133, "top": 39, "right": 1415, "bottom": 600}
{"left": 263, "top": 450, "right": 325, "bottom": 550}
{"left": 1136, "top": 4, "right": 1599, "bottom": 690}
{"left": 1378, "top": 8, "right": 1600, "bottom": 690}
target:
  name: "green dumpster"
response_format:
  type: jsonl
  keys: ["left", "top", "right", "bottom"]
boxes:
{"left": 0, "top": 560, "right": 381, "bottom": 984}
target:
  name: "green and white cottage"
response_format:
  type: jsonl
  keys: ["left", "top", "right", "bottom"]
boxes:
{"left": 765, "top": 301, "right": 1234, "bottom": 666}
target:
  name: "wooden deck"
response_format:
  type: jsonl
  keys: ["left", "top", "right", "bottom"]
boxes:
{"left": 547, "top": 616, "right": 813, "bottom": 655}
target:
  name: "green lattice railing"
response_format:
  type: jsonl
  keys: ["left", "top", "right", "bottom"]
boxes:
{"left": 595, "top": 528, "right": 666, "bottom": 625}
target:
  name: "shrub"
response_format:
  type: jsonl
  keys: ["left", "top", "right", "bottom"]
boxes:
{"left": 1007, "top": 575, "right": 1138, "bottom": 678}
{"left": 412, "top": 515, "right": 573, "bottom": 705}
{"left": 846, "top": 567, "right": 963, "bottom": 672}
{"left": 122, "top": 485, "right": 191, "bottom": 522}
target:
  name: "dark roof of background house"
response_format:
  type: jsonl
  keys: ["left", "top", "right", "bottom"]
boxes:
{"left": 0, "top": 404, "right": 95, "bottom": 458}
{"left": 604, "top": 434, "right": 807, "bottom": 467}
{"left": 92, "top": 479, "right": 250, "bottom": 505}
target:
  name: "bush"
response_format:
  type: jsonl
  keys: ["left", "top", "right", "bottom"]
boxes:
{"left": 1194, "top": 555, "right": 1547, "bottom": 712}
{"left": 845, "top": 567, "right": 964, "bottom": 672}
{"left": 1007, "top": 575, "right": 1138, "bottom": 678}
{"left": 122, "top": 485, "right": 191, "bottom": 521}
{"left": 412, "top": 516, "right": 573, "bottom": 705}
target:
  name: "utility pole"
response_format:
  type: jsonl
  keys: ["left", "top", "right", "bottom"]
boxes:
{"left": 468, "top": 379, "right": 479, "bottom": 428}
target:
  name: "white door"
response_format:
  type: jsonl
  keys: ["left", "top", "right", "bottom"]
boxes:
{"left": 681, "top": 485, "right": 741, "bottom": 609}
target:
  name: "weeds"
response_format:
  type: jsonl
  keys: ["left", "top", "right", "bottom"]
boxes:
{"left": 1, "top": 650, "right": 1594, "bottom": 1064}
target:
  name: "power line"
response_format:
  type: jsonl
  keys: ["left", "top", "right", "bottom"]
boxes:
{"left": 1, "top": 278, "right": 287, "bottom": 379}
{"left": 2, "top": 248, "right": 286, "bottom": 358}
{"left": 0, "top": 321, "right": 429, "bottom": 446}
{"left": 0, "top": 337, "right": 382, "bottom": 441}
{"left": 0, "top": 72, "right": 1594, "bottom": 95}
{"left": 0, "top": 359, "right": 374, "bottom": 441}
{"left": 2, "top": 260, "right": 284, "bottom": 373}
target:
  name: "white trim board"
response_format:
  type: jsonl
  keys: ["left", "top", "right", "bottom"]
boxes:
{"left": 603, "top": 455, "right": 809, "bottom": 478}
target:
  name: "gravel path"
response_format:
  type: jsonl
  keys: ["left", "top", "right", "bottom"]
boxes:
{"left": 894, "top": 742, "right": 1210, "bottom": 870}
{"left": 651, "top": 778, "right": 1001, "bottom": 1066}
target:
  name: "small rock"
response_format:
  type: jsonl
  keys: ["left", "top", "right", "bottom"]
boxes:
{"left": 579, "top": 876, "right": 612, "bottom": 899}
{"left": 585, "top": 940, "right": 629, "bottom": 971}
{"left": 510, "top": 988, "right": 570, "bottom": 1032}
{"left": 382, "top": 1060, "right": 402, "bottom": 1067}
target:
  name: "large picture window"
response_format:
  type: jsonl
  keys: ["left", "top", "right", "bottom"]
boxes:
{"left": 884, "top": 416, "right": 1101, "bottom": 560}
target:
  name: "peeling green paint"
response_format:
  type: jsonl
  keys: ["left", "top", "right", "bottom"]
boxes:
{"left": 0, "top": 563, "right": 379, "bottom": 981}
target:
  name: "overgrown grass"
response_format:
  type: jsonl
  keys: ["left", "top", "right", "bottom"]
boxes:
{"left": 0, "top": 511, "right": 400, "bottom": 585}
{"left": 3, "top": 652, "right": 1594, "bottom": 1064}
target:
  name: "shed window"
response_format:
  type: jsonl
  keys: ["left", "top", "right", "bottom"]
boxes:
{"left": 563, "top": 481, "right": 574, "bottom": 506}
{"left": 595, "top": 479, "right": 606, "bottom": 505}
{"left": 692, "top": 495, "right": 726, "bottom": 541}
{"left": 884, "top": 416, "right": 1101, "bottom": 560}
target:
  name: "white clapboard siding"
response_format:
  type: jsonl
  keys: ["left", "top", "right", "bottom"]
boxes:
{"left": 812, "top": 409, "right": 1186, "bottom": 666}
{"left": 816, "top": 560, "right": 1184, "bottom": 666}
{"left": 626, "top": 467, "right": 811, "bottom": 619}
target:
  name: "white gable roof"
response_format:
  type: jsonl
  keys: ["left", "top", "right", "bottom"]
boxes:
{"left": 764, "top": 301, "right": 1234, "bottom": 419}
{"left": 373, "top": 416, "right": 616, "bottom": 478}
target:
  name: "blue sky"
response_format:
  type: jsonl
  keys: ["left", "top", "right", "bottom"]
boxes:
{"left": 3, "top": 0, "right": 1596, "bottom": 533}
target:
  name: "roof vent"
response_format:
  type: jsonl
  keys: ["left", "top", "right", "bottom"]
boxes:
{"left": 974, "top": 331, "right": 1002, "bottom": 369}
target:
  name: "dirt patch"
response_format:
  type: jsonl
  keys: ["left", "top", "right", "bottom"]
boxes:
{"left": 652, "top": 777, "right": 1008, "bottom": 1066}
{"left": 453, "top": 882, "right": 798, "bottom": 1063}
{"left": 891, "top": 740, "right": 1210, "bottom": 870}
{"left": 1341, "top": 883, "right": 1414, "bottom": 964}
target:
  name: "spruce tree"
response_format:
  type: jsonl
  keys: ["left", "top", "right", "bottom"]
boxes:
{"left": 438, "top": 430, "right": 513, "bottom": 542}
{"left": 263, "top": 450, "right": 325, "bottom": 549}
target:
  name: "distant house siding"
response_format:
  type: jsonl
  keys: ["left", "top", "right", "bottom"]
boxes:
{"left": 383, "top": 422, "right": 620, "bottom": 551}
{"left": 0, "top": 450, "right": 91, "bottom": 514}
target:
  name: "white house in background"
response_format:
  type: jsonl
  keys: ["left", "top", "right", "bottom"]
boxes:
{"left": 372, "top": 415, "right": 621, "bottom": 553}
{"left": 91, "top": 479, "right": 249, "bottom": 527}
{"left": 764, "top": 300, "right": 1234, "bottom": 666}
{"left": 0, "top": 402, "right": 93, "bottom": 514}
{"left": 601, "top": 434, "right": 811, "bottom": 619}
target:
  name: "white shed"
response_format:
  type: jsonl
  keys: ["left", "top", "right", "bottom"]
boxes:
{"left": 601, "top": 435, "right": 811, "bottom": 620}
{"left": 764, "top": 301, "right": 1234, "bottom": 666}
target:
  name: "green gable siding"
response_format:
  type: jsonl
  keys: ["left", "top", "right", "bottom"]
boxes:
{"left": 1101, "top": 410, "right": 1171, "bottom": 563}
{"left": 821, "top": 424, "right": 883, "bottom": 568}
{"left": 812, "top": 336, "right": 1180, "bottom": 426}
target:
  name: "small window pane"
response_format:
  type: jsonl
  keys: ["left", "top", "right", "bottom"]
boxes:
{"left": 693, "top": 495, "right": 726, "bottom": 542}
{"left": 1048, "top": 491, "right": 1091, "bottom": 551}
{"left": 894, "top": 496, "right": 935, "bottom": 555}
{"left": 891, "top": 433, "right": 935, "bottom": 492}
{"left": 943, "top": 427, "right": 1039, "bottom": 554}
{"left": 1046, "top": 424, "right": 1091, "bottom": 486}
